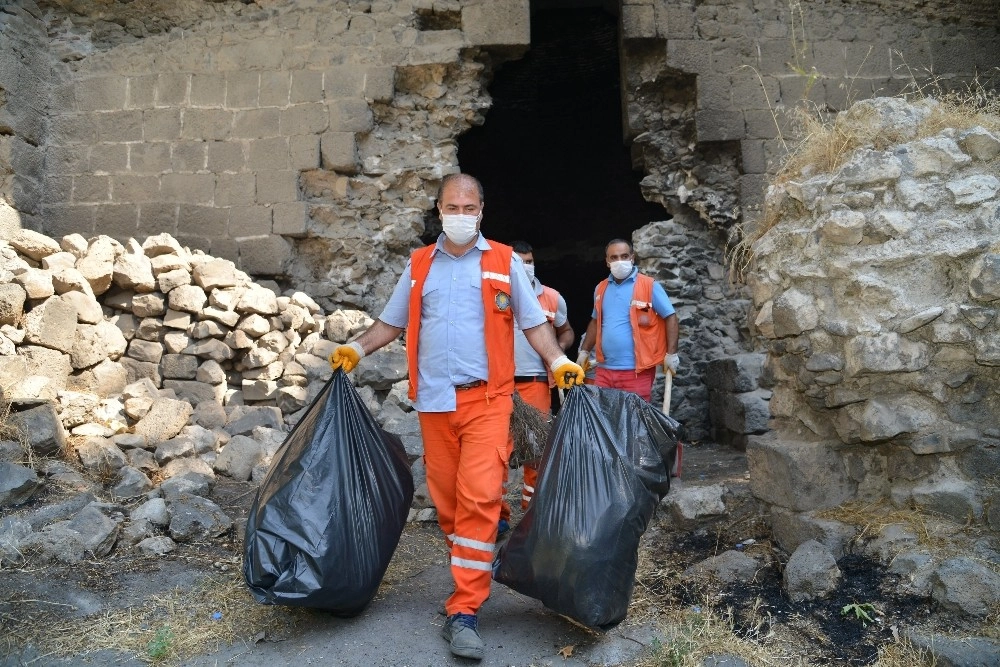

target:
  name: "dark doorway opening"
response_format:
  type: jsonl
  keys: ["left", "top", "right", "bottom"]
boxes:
{"left": 456, "top": 3, "right": 668, "bottom": 347}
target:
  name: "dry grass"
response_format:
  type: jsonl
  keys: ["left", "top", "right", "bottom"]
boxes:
{"left": 0, "top": 400, "right": 35, "bottom": 470}
{"left": 633, "top": 602, "right": 800, "bottom": 667}
{"left": 509, "top": 392, "right": 550, "bottom": 468}
{"left": 727, "top": 74, "right": 1000, "bottom": 283}
{"left": 1, "top": 570, "right": 302, "bottom": 664}
{"left": 815, "top": 500, "right": 994, "bottom": 560}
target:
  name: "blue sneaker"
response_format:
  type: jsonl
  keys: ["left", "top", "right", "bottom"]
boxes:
{"left": 497, "top": 519, "right": 510, "bottom": 537}
{"left": 441, "top": 613, "right": 484, "bottom": 660}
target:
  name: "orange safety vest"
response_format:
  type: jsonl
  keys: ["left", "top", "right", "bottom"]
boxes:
{"left": 537, "top": 285, "right": 559, "bottom": 324}
{"left": 593, "top": 273, "right": 667, "bottom": 373}
{"left": 537, "top": 285, "right": 561, "bottom": 386}
{"left": 406, "top": 241, "right": 516, "bottom": 402}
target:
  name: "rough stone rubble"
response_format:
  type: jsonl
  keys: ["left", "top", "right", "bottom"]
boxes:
{"left": 0, "top": 228, "right": 428, "bottom": 564}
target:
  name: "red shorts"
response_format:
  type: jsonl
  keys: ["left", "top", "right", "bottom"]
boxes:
{"left": 594, "top": 366, "right": 656, "bottom": 402}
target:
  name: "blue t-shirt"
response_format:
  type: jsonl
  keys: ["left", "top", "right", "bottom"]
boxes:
{"left": 591, "top": 268, "right": 675, "bottom": 371}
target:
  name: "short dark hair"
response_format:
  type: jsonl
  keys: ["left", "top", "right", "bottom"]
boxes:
{"left": 436, "top": 173, "right": 485, "bottom": 204}
{"left": 605, "top": 238, "right": 633, "bottom": 254}
{"left": 511, "top": 240, "right": 533, "bottom": 254}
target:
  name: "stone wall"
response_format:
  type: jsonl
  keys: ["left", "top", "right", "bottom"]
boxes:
{"left": 0, "top": 4, "right": 50, "bottom": 239}
{"left": 2, "top": 0, "right": 530, "bottom": 313}
{"left": 617, "top": 0, "right": 1000, "bottom": 441}
{"left": 3, "top": 0, "right": 999, "bottom": 448}
{"left": 622, "top": 0, "right": 1000, "bottom": 230}
{"left": 747, "top": 98, "right": 1000, "bottom": 531}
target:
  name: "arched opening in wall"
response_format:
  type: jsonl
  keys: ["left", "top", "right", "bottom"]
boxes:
{"left": 453, "top": 1, "right": 667, "bottom": 343}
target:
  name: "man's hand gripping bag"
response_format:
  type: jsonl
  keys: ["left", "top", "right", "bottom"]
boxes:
{"left": 495, "top": 384, "right": 679, "bottom": 629}
{"left": 243, "top": 369, "right": 414, "bottom": 615}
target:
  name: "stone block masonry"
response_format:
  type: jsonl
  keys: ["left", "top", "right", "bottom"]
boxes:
{"left": 15, "top": 0, "right": 529, "bottom": 294}
{"left": 624, "top": 0, "right": 1000, "bottom": 232}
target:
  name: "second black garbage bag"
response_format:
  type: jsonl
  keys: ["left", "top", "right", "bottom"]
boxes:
{"left": 495, "top": 384, "right": 679, "bottom": 630}
{"left": 244, "top": 369, "right": 414, "bottom": 615}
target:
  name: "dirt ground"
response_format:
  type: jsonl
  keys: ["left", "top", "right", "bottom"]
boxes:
{"left": 1, "top": 441, "right": 997, "bottom": 666}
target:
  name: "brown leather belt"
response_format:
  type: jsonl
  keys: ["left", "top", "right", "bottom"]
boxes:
{"left": 455, "top": 380, "right": 487, "bottom": 390}
{"left": 514, "top": 375, "right": 548, "bottom": 383}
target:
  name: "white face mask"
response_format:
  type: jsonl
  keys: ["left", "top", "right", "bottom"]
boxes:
{"left": 609, "top": 260, "right": 633, "bottom": 280}
{"left": 441, "top": 213, "right": 480, "bottom": 245}
{"left": 522, "top": 263, "right": 535, "bottom": 281}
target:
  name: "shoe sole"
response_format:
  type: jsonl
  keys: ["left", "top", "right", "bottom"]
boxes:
{"left": 451, "top": 645, "right": 484, "bottom": 660}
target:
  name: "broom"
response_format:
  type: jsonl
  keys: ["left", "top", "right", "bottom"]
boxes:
{"left": 508, "top": 392, "right": 552, "bottom": 469}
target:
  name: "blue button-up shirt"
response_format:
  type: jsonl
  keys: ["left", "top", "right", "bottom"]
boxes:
{"left": 379, "top": 233, "right": 547, "bottom": 412}
{"left": 591, "top": 267, "right": 675, "bottom": 371}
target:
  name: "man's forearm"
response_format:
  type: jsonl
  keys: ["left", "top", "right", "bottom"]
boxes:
{"left": 665, "top": 313, "right": 678, "bottom": 354}
{"left": 354, "top": 319, "right": 404, "bottom": 355}
{"left": 581, "top": 319, "right": 597, "bottom": 352}
{"left": 555, "top": 324, "right": 574, "bottom": 352}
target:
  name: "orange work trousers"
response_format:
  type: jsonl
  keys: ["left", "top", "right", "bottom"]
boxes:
{"left": 500, "top": 379, "right": 551, "bottom": 520}
{"left": 418, "top": 387, "right": 513, "bottom": 617}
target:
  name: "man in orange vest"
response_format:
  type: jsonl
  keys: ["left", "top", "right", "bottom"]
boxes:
{"left": 329, "top": 174, "right": 584, "bottom": 661}
{"left": 576, "top": 238, "right": 679, "bottom": 402}
{"left": 499, "top": 241, "right": 574, "bottom": 529}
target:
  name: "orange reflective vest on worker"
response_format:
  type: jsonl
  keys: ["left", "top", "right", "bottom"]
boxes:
{"left": 406, "top": 242, "right": 516, "bottom": 402}
{"left": 593, "top": 272, "right": 668, "bottom": 373}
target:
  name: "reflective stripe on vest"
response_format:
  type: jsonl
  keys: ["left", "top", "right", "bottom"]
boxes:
{"left": 482, "top": 271, "right": 510, "bottom": 283}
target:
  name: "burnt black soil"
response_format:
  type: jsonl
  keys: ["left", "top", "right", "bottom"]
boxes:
{"left": 639, "top": 518, "right": 975, "bottom": 666}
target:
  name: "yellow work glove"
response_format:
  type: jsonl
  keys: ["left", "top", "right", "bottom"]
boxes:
{"left": 575, "top": 349, "right": 591, "bottom": 374}
{"left": 664, "top": 353, "right": 680, "bottom": 375}
{"left": 328, "top": 341, "right": 365, "bottom": 373}
{"left": 550, "top": 355, "right": 585, "bottom": 389}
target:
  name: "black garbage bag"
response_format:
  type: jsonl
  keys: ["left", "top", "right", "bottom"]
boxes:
{"left": 243, "top": 369, "right": 414, "bottom": 615}
{"left": 495, "top": 384, "right": 678, "bottom": 629}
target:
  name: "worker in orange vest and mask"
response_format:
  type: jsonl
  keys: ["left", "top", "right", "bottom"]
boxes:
{"left": 576, "top": 238, "right": 679, "bottom": 402}
{"left": 329, "top": 174, "right": 584, "bottom": 662}
{"left": 498, "top": 240, "right": 574, "bottom": 531}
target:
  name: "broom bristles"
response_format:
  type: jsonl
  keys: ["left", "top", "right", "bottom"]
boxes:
{"left": 509, "top": 393, "right": 551, "bottom": 468}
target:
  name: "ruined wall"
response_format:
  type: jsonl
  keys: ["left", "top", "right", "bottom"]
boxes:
{"left": 0, "top": 4, "right": 50, "bottom": 239}
{"left": 745, "top": 98, "right": 1000, "bottom": 533}
{"left": 621, "top": 0, "right": 1000, "bottom": 232}
{"left": 1, "top": 0, "right": 530, "bottom": 313}
{"left": 618, "top": 0, "right": 1000, "bottom": 442}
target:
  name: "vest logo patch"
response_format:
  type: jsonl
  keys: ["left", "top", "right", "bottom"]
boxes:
{"left": 495, "top": 291, "right": 511, "bottom": 311}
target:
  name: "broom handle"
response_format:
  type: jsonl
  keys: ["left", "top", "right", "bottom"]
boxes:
{"left": 662, "top": 369, "right": 672, "bottom": 416}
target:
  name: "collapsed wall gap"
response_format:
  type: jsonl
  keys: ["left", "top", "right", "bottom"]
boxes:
{"left": 454, "top": 3, "right": 667, "bottom": 341}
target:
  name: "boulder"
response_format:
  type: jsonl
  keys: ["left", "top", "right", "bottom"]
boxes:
{"left": 70, "top": 321, "right": 128, "bottom": 369}
{"left": 167, "top": 494, "right": 232, "bottom": 541}
{"left": 783, "top": 539, "right": 841, "bottom": 602}
{"left": 133, "top": 397, "right": 193, "bottom": 443}
{"left": 75, "top": 437, "right": 127, "bottom": 472}
{"left": 23, "top": 295, "right": 78, "bottom": 354}
{"left": 111, "top": 466, "right": 154, "bottom": 499}
{"left": 6, "top": 402, "right": 67, "bottom": 456}
{"left": 0, "top": 282, "right": 27, "bottom": 326}
{"left": 930, "top": 557, "right": 1000, "bottom": 617}
{"left": 0, "top": 462, "right": 41, "bottom": 507}
{"left": 683, "top": 550, "right": 761, "bottom": 584}
{"left": 214, "top": 435, "right": 264, "bottom": 481}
